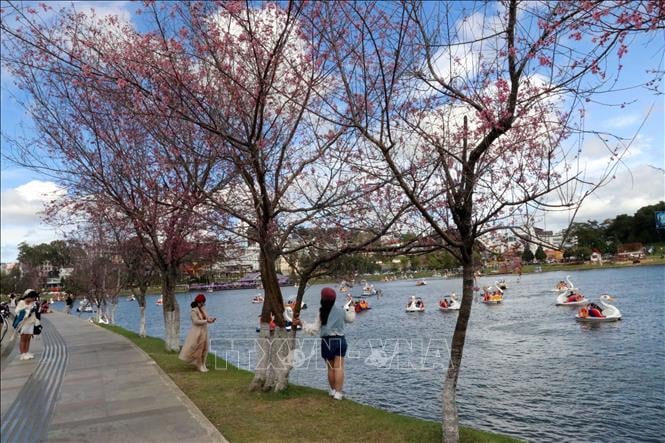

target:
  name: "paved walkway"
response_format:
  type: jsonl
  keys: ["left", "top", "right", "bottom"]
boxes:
{"left": 1, "top": 312, "right": 226, "bottom": 443}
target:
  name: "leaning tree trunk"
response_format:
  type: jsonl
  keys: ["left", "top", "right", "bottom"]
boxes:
{"left": 250, "top": 248, "right": 286, "bottom": 392}
{"left": 442, "top": 249, "right": 475, "bottom": 443}
{"left": 281, "top": 277, "right": 310, "bottom": 385}
{"left": 162, "top": 265, "right": 180, "bottom": 352}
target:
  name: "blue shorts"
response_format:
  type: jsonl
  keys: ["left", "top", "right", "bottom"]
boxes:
{"left": 321, "top": 336, "right": 347, "bottom": 361}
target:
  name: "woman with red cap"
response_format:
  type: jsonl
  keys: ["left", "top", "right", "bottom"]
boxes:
{"left": 179, "top": 293, "right": 216, "bottom": 372}
{"left": 294, "top": 287, "right": 354, "bottom": 400}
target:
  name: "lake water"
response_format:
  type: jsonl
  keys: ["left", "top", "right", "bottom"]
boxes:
{"left": 59, "top": 266, "right": 665, "bottom": 442}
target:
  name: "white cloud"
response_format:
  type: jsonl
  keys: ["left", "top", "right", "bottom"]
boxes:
{"left": 604, "top": 113, "right": 641, "bottom": 130}
{"left": 1, "top": 180, "right": 67, "bottom": 262}
{"left": 543, "top": 164, "right": 665, "bottom": 229}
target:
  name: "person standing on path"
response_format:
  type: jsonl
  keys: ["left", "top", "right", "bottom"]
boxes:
{"left": 65, "top": 294, "right": 74, "bottom": 314}
{"left": 294, "top": 287, "right": 355, "bottom": 400}
{"left": 179, "top": 294, "right": 216, "bottom": 372}
{"left": 14, "top": 289, "right": 41, "bottom": 360}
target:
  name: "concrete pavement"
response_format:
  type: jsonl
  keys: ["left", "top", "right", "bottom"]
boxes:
{"left": 1, "top": 312, "right": 226, "bottom": 443}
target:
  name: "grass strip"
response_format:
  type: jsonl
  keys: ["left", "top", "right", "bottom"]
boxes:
{"left": 103, "top": 324, "right": 520, "bottom": 443}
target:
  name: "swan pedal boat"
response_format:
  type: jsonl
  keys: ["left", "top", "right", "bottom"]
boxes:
{"left": 251, "top": 295, "right": 264, "bottom": 304}
{"left": 551, "top": 275, "right": 574, "bottom": 292}
{"left": 345, "top": 297, "right": 371, "bottom": 312}
{"left": 555, "top": 289, "right": 588, "bottom": 306}
{"left": 406, "top": 296, "right": 425, "bottom": 312}
{"left": 439, "top": 294, "right": 460, "bottom": 311}
{"left": 575, "top": 295, "right": 621, "bottom": 322}
{"left": 481, "top": 286, "right": 504, "bottom": 304}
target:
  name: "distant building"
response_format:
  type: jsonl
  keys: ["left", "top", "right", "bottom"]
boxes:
{"left": 0, "top": 262, "right": 18, "bottom": 273}
{"left": 544, "top": 249, "right": 564, "bottom": 262}
{"left": 530, "top": 227, "right": 577, "bottom": 252}
{"left": 616, "top": 243, "right": 645, "bottom": 260}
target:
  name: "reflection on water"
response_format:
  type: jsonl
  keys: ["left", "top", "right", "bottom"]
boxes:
{"left": 65, "top": 265, "right": 664, "bottom": 442}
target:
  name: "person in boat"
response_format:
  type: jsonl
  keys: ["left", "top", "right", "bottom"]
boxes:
{"left": 567, "top": 291, "right": 582, "bottom": 303}
{"left": 586, "top": 302, "right": 604, "bottom": 317}
{"left": 441, "top": 299, "right": 449, "bottom": 308}
{"left": 179, "top": 294, "right": 216, "bottom": 373}
{"left": 293, "top": 287, "right": 354, "bottom": 401}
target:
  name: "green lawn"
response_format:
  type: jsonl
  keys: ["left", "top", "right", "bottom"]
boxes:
{"left": 103, "top": 325, "right": 520, "bottom": 443}
{"left": 520, "top": 256, "right": 665, "bottom": 274}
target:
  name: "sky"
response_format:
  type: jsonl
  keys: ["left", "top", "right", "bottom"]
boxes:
{"left": 1, "top": 1, "right": 664, "bottom": 262}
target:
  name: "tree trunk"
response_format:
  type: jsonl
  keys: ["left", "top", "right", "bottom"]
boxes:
{"left": 139, "top": 305, "right": 147, "bottom": 337}
{"left": 442, "top": 252, "right": 475, "bottom": 443}
{"left": 134, "top": 287, "right": 148, "bottom": 337}
{"left": 110, "top": 302, "right": 117, "bottom": 324}
{"left": 281, "top": 278, "right": 310, "bottom": 386}
{"left": 270, "top": 327, "right": 291, "bottom": 392}
{"left": 250, "top": 322, "right": 272, "bottom": 391}
{"left": 250, "top": 247, "right": 286, "bottom": 391}
{"left": 162, "top": 265, "right": 180, "bottom": 352}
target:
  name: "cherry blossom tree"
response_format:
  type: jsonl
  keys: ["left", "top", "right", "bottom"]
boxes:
{"left": 1, "top": 2, "right": 227, "bottom": 351}
{"left": 315, "top": 1, "right": 664, "bottom": 440}
{"left": 1, "top": 1, "right": 404, "bottom": 379}
{"left": 100, "top": 1, "right": 414, "bottom": 390}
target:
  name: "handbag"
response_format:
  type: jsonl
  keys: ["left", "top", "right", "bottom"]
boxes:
{"left": 33, "top": 324, "right": 43, "bottom": 335}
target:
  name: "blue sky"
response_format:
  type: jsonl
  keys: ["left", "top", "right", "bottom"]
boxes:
{"left": 1, "top": 1, "right": 664, "bottom": 261}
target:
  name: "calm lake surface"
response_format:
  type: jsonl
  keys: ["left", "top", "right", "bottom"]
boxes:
{"left": 63, "top": 266, "right": 665, "bottom": 442}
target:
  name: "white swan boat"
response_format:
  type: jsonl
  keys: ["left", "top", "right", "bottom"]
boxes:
{"left": 76, "top": 299, "right": 93, "bottom": 313}
{"left": 344, "top": 297, "right": 354, "bottom": 312}
{"left": 406, "top": 296, "right": 425, "bottom": 312}
{"left": 251, "top": 294, "right": 264, "bottom": 304}
{"left": 156, "top": 296, "right": 163, "bottom": 306}
{"left": 439, "top": 293, "right": 460, "bottom": 311}
{"left": 555, "top": 289, "right": 589, "bottom": 306}
{"left": 415, "top": 280, "right": 427, "bottom": 286}
{"left": 551, "top": 275, "right": 574, "bottom": 292}
{"left": 576, "top": 295, "right": 622, "bottom": 322}
{"left": 361, "top": 281, "right": 377, "bottom": 296}
{"left": 283, "top": 306, "right": 302, "bottom": 331}
{"left": 481, "top": 286, "right": 504, "bottom": 304}
{"left": 496, "top": 280, "right": 507, "bottom": 290}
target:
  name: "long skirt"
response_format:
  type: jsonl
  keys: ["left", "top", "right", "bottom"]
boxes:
{"left": 178, "top": 324, "right": 208, "bottom": 367}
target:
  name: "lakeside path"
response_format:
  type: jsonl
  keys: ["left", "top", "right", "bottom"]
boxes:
{"left": 0, "top": 312, "right": 226, "bottom": 443}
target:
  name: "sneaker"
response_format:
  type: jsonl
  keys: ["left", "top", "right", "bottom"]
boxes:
{"left": 25, "top": 353, "right": 35, "bottom": 359}
{"left": 198, "top": 365, "right": 209, "bottom": 373}
{"left": 328, "top": 388, "right": 337, "bottom": 397}
{"left": 18, "top": 353, "right": 28, "bottom": 360}
{"left": 333, "top": 391, "right": 343, "bottom": 401}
